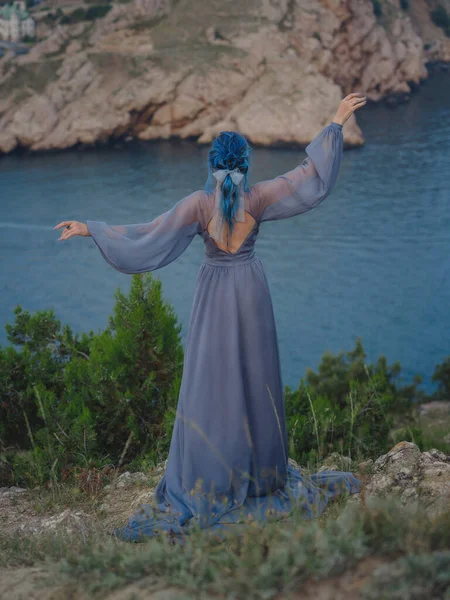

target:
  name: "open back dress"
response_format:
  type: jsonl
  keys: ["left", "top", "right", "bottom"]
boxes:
{"left": 86, "top": 121, "right": 364, "bottom": 543}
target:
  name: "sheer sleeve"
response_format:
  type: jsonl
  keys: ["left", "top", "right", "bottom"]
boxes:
{"left": 86, "top": 190, "right": 205, "bottom": 274}
{"left": 250, "top": 121, "right": 344, "bottom": 223}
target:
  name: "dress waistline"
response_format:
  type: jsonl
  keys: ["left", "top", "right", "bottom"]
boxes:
{"left": 202, "top": 253, "right": 258, "bottom": 267}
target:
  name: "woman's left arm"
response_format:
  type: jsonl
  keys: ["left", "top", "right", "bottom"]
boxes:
{"left": 250, "top": 92, "right": 367, "bottom": 223}
{"left": 250, "top": 122, "right": 344, "bottom": 223}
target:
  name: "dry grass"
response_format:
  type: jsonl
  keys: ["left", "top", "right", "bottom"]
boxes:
{"left": 0, "top": 486, "right": 449, "bottom": 599}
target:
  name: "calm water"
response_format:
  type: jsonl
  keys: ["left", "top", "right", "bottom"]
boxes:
{"left": 1, "top": 70, "right": 449, "bottom": 393}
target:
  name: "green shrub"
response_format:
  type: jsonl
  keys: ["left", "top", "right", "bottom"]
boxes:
{"left": 400, "top": 0, "right": 408, "bottom": 10}
{"left": 431, "top": 5, "right": 450, "bottom": 36}
{"left": 0, "top": 273, "right": 183, "bottom": 486}
{"left": 0, "top": 306, "right": 88, "bottom": 450}
{"left": 431, "top": 356, "right": 450, "bottom": 399}
{"left": 285, "top": 373, "right": 395, "bottom": 467}
{"left": 42, "top": 10, "right": 59, "bottom": 23}
{"left": 62, "top": 273, "right": 184, "bottom": 465}
{"left": 85, "top": 5, "right": 112, "bottom": 20}
{"left": 431, "top": 5, "right": 449, "bottom": 28}
{"left": 60, "top": 8, "right": 86, "bottom": 24}
{"left": 59, "top": 5, "right": 111, "bottom": 24}
{"left": 284, "top": 337, "right": 423, "bottom": 466}
{"left": 390, "top": 424, "right": 424, "bottom": 448}
{"left": 371, "top": 0, "right": 382, "bottom": 17}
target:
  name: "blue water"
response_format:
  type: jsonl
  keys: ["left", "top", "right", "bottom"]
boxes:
{"left": 1, "top": 70, "right": 449, "bottom": 393}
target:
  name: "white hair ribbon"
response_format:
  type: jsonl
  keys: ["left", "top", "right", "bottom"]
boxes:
{"left": 212, "top": 168, "right": 245, "bottom": 186}
{"left": 210, "top": 169, "right": 246, "bottom": 246}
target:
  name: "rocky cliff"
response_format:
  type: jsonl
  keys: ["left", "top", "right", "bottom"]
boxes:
{"left": 0, "top": 0, "right": 449, "bottom": 155}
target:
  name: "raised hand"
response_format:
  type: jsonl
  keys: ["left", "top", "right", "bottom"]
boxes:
{"left": 54, "top": 220, "right": 90, "bottom": 241}
{"left": 332, "top": 92, "right": 367, "bottom": 126}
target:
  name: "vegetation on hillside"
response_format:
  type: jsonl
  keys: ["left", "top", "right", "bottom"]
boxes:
{"left": 431, "top": 4, "right": 450, "bottom": 37}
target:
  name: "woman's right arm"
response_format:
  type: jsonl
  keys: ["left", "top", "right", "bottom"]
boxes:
{"left": 55, "top": 190, "right": 205, "bottom": 274}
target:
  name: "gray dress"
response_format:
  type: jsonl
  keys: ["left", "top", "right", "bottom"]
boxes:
{"left": 87, "top": 121, "right": 364, "bottom": 543}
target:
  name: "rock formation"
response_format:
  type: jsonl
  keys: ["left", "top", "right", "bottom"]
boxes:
{"left": 0, "top": 0, "right": 449, "bottom": 155}
{"left": 346, "top": 441, "right": 450, "bottom": 519}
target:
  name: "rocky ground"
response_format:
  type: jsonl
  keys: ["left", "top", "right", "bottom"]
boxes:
{"left": 1, "top": 439, "right": 449, "bottom": 599}
{"left": 1, "top": 0, "right": 450, "bottom": 155}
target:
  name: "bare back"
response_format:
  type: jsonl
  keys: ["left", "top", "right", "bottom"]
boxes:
{"left": 206, "top": 211, "right": 257, "bottom": 255}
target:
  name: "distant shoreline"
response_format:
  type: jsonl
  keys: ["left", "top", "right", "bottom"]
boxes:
{"left": 1, "top": 59, "right": 449, "bottom": 160}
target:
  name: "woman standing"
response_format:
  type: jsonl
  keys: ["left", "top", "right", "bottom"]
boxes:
{"left": 55, "top": 92, "right": 367, "bottom": 543}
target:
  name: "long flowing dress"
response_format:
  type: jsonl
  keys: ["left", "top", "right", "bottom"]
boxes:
{"left": 86, "top": 121, "right": 364, "bottom": 544}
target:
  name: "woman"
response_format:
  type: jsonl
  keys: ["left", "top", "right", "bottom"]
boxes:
{"left": 55, "top": 92, "right": 367, "bottom": 544}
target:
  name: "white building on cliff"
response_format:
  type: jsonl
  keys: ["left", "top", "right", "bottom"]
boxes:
{"left": 0, "top": 1, "right": 35, "bottom": 42}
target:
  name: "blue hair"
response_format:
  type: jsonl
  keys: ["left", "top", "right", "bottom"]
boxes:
{"left": 205, "top": 131, "right": 252, "bottom": 237}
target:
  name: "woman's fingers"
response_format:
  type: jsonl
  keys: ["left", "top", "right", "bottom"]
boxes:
{"left": 346, "top": 96, "right": 367, "bottom": 114}
{"left": 347, "top": 97, "right": 366, "bottom": 106}
{"left": 352, "top": 98, "right": 367, "bottom": 111}
{"left": 55, "top": 220, "right": 87, "bottom": 240}
{"left": 54, "top": 221, "right": 72, "bottom": 231}
{"left": 56, "top": 221, "right": 77, "bottom": 241}
{"left": 344, "top": 92, "right": 364, "bottom": 100}
{"left": 58, "top": 231, "right": 75, "bottom": 241}
{"left": 57, "top": 226, "right": 68, "bottom": 241}
{"left": 333, "top": 92, "right": 366, "bottom": 126}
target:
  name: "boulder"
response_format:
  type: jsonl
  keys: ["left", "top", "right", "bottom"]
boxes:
{"left": 16, "top": 509, "right": 95, "bottom": 536}
{"left": 348, "top": 441, "right": 450, "bottom": 518}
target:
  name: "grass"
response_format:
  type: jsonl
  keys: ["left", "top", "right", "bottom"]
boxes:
{"left": 0, "top": 494, "right": 449, "bottom": 598}
{"left": 0, "top": 60, "right": 63, "bottom": 101}
{"left": 363, "top": 551, "right": 450, "bottom": 599}
{"left": 417, "top": 411, "right": 450, "bottom": 455}
{"left": 29, "top": 481, "right": 103, "bottom": 516}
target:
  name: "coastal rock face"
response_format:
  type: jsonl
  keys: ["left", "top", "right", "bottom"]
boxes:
{"left": 0, "top": 0, "right": 448, "bottom": 154}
